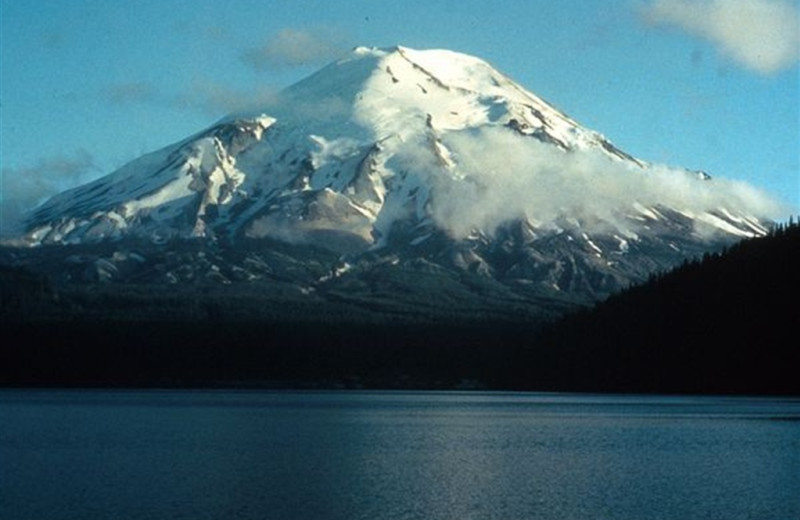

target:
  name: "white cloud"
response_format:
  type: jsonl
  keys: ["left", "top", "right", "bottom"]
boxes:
{"left": 0, "top": 151, "right": 100, "bottom": 236}
{"left": 641, "top": 0, "right": 800, "bottom": 75}
{"left": 394, "top": 127, "right": 783, "bottom": 239}
{"left": 242, "top": 28, "right": 349, "bottom": 70}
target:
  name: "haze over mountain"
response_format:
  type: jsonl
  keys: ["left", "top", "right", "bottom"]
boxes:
{"left": 4, "top": 46, "right": 782, "bottom": 312}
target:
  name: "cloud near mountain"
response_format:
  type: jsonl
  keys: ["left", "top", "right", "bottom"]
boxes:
{"left": 241, "top": 28, "right": 351, "bottom": 70}
{"left": 396, "top": 126, "right": 783, "bottom": 239}
{"left": 641, "top": 0, "right": 800, "bottom": 75}
{"left": 0, "top": 150, "right": 99, "bottom": 237}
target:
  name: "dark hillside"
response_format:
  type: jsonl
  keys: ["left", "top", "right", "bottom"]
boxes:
{"left": 2, "top": 223, "right": 797, "bottom": 394}
{"left": 527, "top": 220, "right": 800, "bottom": 394}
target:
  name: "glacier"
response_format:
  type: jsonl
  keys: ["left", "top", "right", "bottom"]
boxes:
{"left": 9, "top": 45, "right": 781, "bottom": 303}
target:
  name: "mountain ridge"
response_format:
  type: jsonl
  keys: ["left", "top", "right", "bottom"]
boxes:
{"left": 7, "top": 45, "right": 778, "bottom": 306}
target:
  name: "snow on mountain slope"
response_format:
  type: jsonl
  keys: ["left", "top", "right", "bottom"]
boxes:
{"left": 19, "top": 46, "right": 778, "bottom": 299}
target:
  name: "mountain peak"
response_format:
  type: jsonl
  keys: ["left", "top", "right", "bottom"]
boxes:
{"left": 244, "top": 44, "right": 594, "bottom": 162}
{"left": 19, "top": 45, "right": 775, "bottom": 291}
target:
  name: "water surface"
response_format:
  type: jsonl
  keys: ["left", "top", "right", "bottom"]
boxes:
{"left": 1, "top": 391, "right": 798, "bottom": 520}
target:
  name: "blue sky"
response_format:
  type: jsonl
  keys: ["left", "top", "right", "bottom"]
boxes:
{"left": 1, "top": 0, "right": 798, "bottom": 233}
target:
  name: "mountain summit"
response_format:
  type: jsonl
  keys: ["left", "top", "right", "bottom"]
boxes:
{"left": 17, "top": 46, "right": 776, "bottom": 305}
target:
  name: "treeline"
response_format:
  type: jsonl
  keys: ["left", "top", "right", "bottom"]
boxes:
{"left": 0, "top": 265, "right": 59, "bottom": 318}
{"left": 2, "top": 221, "right": 798, "bottom": 394}
{"left": 0, "top": 319, "right": 541, "bottom": 389}
{"left": 526, "top": 219, "right": 800, "bottom": 394}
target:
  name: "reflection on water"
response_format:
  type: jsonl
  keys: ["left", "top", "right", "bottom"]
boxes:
{"left": 1, "top": 391, "right": 799, "bottom": 520}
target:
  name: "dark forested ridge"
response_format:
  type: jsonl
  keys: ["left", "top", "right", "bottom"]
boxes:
{"left": 529, "top": 219, "right": 800, "bottom": 395}
{"left": 1, "top": 221, "right": 798, "bottom": 394}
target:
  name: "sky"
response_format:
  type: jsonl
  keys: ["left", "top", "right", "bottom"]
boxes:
{"left": 1, "top": 0, "right": 798, "bottom": 235}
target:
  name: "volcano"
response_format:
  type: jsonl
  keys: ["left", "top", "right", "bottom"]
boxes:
{"left": 11, "top": 46, "right": 774, "bottom": 316}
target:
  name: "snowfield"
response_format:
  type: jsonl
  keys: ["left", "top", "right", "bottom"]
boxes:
{"left": 22, "top": 46, "right": 777, "bottom": 254}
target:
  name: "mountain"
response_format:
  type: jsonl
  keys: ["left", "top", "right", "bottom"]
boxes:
{"left": 9, "top": 46, "right": 775, "bottom": 312}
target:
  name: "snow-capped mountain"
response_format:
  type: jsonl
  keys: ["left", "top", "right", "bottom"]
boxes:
{"left": 17, "top": 46, "right": 774, "bottom": 305}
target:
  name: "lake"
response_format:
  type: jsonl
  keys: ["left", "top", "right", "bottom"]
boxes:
{"left": 1, "top": 390, "right": 798, "bottom": 520}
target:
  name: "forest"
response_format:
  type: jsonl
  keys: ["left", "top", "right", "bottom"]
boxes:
{"left": 524, "top": 218, "right": 800, "bottom": 394}
{"left": 1, "top": 220, "right": 798, "bottom": 394}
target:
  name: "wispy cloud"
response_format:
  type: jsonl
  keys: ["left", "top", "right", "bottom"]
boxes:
{"left": 0, "top": 151, "right": 100, "bottom": 236}
{"left": 241, "top": 28, "right": 349, "bottom": 70}
{"left": 640, "top": 0, "right": 800, "bottom": 75}
{"left": 102, "top": 82, "right": 158, "bottom": 105}
{"left": 173, "top": 82, "right": 280, "bottom": 117}
{"left": 100, "top": 27, "right": 351, "bottom": 118}
{"left": 394, "top": 127, "right": 783, "bottom": 239}
{"left": 41, "top": 31, "right": 67, "bottom": 49}
{"left": 100, "top": 79, "right": 278, "bottom": 118}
